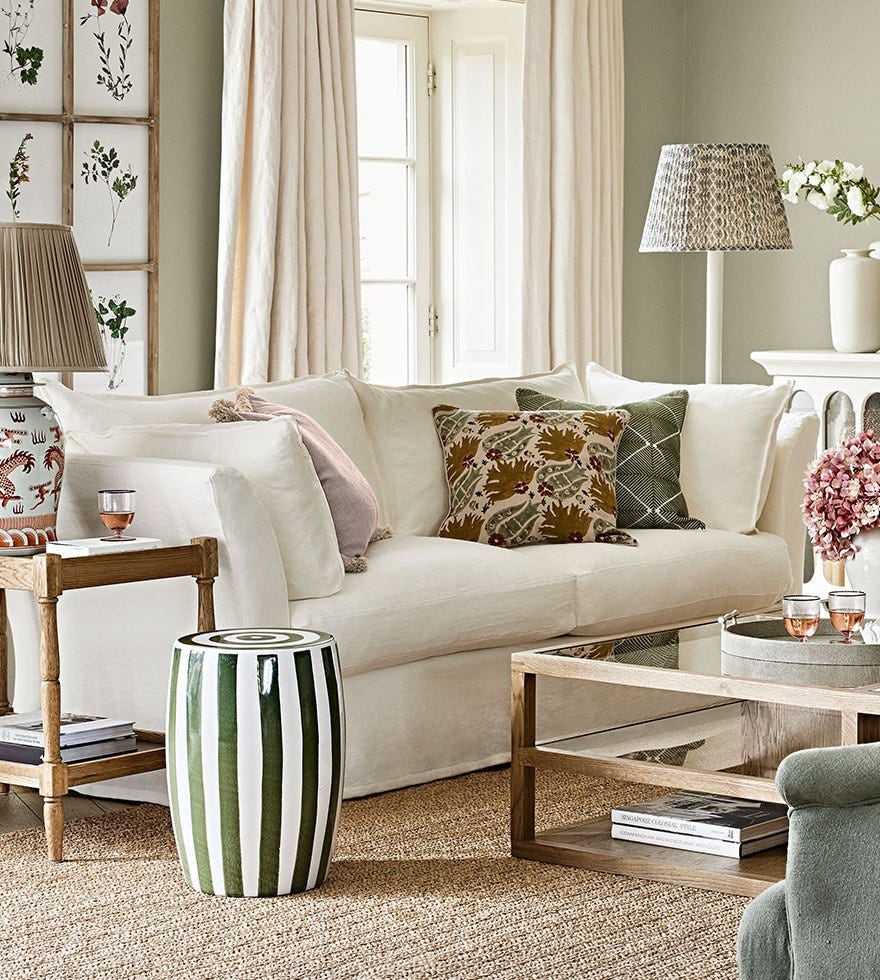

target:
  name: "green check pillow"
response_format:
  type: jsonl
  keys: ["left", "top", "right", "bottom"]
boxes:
{"left": 515, "top": 388, "right": 705, "bottom": 531}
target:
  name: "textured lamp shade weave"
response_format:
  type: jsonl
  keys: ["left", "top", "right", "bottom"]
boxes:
{"left": 640, "top": 143, "right": 792, "bottom": 253}
{"left": 0, "top": 222, "right": 105, "bottom": 372}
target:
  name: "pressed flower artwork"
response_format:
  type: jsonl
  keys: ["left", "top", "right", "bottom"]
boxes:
{"left": 5, "top": 130, "right": 32, "bottom": 219}
{"left": 74, "top": 0, "right": 147, "bottom": 116}
{"left": 74, "top": 270, "right": 148, "bottom": 394}
{"left": 0, "top": 121, "right": 61, "bottom": 221}
{"left": 73, "top": 122, "right": 148, "bottom": 262}
{"left": 0, "top": 1, "right": 61, "bottom": 114}
{"left": 80, "top": 138, "right": 138, "bottom": 246}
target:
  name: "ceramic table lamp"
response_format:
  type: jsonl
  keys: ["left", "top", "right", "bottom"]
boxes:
{"left": 0, "top": 223, "right": 106, "bottom": 553}
{"left": 640, "top": 143, "right": 792, "bottom": 383}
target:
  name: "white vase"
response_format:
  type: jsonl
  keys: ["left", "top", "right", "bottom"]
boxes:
{"left": 847, "top": 528, "right": 880, "bottom": 618}
{"left": 829, "top": 248, "right": 880, "bottom": 353}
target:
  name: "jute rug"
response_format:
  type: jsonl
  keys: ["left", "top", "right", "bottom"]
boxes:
{"left": 0, "top": 769, "right": 747, "bottom": 980}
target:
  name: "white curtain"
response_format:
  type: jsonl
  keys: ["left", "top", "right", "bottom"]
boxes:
{"left": 521, "top": 0, "right": 624, "bottom": 375}
{"left": 215, "top": 0, "right": 362, "bottom": 387}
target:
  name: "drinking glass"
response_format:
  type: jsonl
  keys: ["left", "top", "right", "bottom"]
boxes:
{"left": 782, "top": 595, "right": 821, "bottom": 643}
{"left": 828, "top": 590, "right": 867, "bottom": 644}
{"left": 98, "top": 490, "right": 136, "bottom": 542}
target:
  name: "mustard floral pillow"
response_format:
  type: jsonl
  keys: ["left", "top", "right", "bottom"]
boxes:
{"left": 432, "top": 405, "right": 637, "bottom": 549}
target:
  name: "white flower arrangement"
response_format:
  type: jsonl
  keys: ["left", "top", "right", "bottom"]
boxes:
{"left": 779, "top": 158, "right": 880, "bottom": 224}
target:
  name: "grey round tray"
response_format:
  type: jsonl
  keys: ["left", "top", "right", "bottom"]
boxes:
{"left": 721, "top": 618, "right": 880, "bottom": 686}
{"left": 721, "top": 618, "right": 880, "bottom": 666}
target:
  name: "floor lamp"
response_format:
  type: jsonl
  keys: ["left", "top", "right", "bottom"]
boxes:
{"left": 639, "top": 143, "right": 792, "bottom": 383}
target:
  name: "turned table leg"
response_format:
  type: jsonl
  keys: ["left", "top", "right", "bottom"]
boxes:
{"left": 193, "top": 537, "right": 218, "bottom": 632}
{"left": 0, "top": 589, "right": 9, "bottom": 795}
{"left": 35, "top": 554, "right": 66, "bottom": 862}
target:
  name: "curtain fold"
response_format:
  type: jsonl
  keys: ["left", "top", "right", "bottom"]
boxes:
{"left": 215, "top": 0, "right": 362, "bottom": 387}
{"left": 521, "top": 0, "right": 624, "bottom": 375}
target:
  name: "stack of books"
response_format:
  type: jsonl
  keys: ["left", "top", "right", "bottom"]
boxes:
{"left": 611, "top": 791, "right": 789, "bottom": 858}
{"left": 0, "top": 712, "right": 136, "bottom": 765}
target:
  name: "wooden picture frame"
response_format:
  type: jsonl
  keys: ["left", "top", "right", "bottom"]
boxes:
{"left": 0, "top": 0, "right": 159, "bottom": 394}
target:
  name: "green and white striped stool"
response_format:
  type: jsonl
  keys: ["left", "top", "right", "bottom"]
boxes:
{"left": 166, "top": 628, "right": 345, "bottom": 897}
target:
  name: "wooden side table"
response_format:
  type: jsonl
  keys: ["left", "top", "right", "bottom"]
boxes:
{"left": 0, "top": 536, "right": 218, "bottom": 861}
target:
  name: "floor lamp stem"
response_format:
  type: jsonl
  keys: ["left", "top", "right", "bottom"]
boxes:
{"left": 705, "top": 250, "right": 724, "bottom": 384}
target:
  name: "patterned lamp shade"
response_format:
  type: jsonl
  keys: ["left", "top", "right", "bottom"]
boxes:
{"left": 0, "top": 222, "right": 105, "bottom": 372}
{"left": 640, "top": 143, "right": 792, "bottom": 253}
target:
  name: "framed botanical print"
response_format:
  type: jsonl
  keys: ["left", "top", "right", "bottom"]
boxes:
{"left": 0, "top": 0, "right": 158, "bottom": 394}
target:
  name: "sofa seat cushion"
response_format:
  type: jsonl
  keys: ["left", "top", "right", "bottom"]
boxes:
{"left": 519, "top": 529, "right": 790, "bottom": 637}
{"left": 290, "top": 535, "right": 577, "bottom": 676}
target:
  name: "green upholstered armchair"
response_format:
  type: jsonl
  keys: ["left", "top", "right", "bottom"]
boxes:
{"left": 737, "top": 742, "right": 880, "bottom": 979}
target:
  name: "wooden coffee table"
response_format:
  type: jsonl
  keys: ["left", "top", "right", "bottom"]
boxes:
{"left": 510, "top": 621, "right": 880, "bottom": 897}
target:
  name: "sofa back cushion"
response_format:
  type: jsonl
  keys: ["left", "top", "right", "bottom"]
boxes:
{"left": 66, "top": 418, "right": 344, "bottom": 601}
{"left": 433, "top": 404, "right": 635, "bottom": 548}
{"left": 347, "top": 363, "right": 586, "bottom": 535}
{"left": 42, "top": 372, "right": 387, "bottom": 520}
{"left": 585, "top": 363, "right": 793, "bottom": 534}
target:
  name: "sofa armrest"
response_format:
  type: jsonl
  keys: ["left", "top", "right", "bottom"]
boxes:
{"left": 757, "top": 411, "right": 819, "bottom": 594}
{"left": 6, "top": 454, "right": 290, "bottom": 728}
{"left": 777, "top": 742, "right": 880, "bottom": 809}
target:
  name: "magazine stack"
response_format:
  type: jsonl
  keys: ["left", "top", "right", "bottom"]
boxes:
{"left": 0, "top": 713, "right": 136, "bottom": 765}
{"left": 611, "top": 791, "right": 789, "bottom": 858}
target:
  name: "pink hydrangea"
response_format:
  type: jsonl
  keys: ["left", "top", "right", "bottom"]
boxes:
{"left": 803, "top": 430, "right": 880, "bottom": 562}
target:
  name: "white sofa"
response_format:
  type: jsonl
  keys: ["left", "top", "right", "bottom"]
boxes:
{"left": 6, "top": 367, "right": 819, "bottom": 803}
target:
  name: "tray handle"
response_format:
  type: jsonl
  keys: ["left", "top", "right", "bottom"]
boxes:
{"left": 718, "top": 609, "right": 739, "bottom": 630}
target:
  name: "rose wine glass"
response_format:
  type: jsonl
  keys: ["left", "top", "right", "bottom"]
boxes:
{"left": 782, "top": 595, "right": 821, "bottom": 643}
{"left": 828, "top": 590, "right": 866, "bottom": 644}
{"left": 99, "top": 490, "right": 136, "bottom": 542}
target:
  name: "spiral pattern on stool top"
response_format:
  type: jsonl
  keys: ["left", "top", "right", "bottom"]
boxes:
{"left": 177, "top": 628, "right": 334, "bottom": 651}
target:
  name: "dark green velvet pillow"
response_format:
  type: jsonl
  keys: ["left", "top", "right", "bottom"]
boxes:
{"left": 515, "top": 387, "right": 705, "bottom": 531}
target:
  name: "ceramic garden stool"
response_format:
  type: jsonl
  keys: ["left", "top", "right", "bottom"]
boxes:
{"left": 166, "top": 628, "right": 345, "bottom": 897}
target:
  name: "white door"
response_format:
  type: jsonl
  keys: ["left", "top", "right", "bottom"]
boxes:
{"left": 431, "top": 2, "right": 524, "bottom": 383}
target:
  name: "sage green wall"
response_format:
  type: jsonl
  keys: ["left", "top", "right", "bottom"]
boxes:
{"left": 624, "top": 0, "right": 880, "bottom": 385}
{"left": 158, "top": 5, "right": 223, "bottom": 394}
{"left": 621, "top": 0, "right": 685, "bottom": 382}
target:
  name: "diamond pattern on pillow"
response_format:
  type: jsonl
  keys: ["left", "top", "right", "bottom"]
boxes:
{"left": 516, "top": 388, "right": 705, "bottom": 531}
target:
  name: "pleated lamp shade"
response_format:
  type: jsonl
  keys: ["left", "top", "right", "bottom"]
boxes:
{"left": 0, "top": 222, "right": 106, "bottom": 372}
{"left": 640, "top": 143, "right": 792, "bottom": 253}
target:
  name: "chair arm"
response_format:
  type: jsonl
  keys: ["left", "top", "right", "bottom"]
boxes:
{"left": 757, "top": 411, "right": 819, "bottom": 594}
{"left": 6, "top": 454, "right": 290, "bottom": 728}
{"left": 776, "top": 742, "right": 880, "bottom": 809}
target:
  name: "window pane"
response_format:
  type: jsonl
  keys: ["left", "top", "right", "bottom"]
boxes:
{"left": 359, "top": 161, "right": 409, "bottom": 280}
{"left": 355, "top": 37, "right": 408, "bottom": 158}
{"left": 361, "top": 283, "right": 410, "bottom": 386}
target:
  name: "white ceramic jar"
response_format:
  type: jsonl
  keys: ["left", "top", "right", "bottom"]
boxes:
{"left": 829, "top": 248, "right": 880, "bottom": 353}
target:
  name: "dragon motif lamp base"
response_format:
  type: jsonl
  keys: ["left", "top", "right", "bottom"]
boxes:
{"left": 0, "top": 373, "right": 63, "bottom": 555}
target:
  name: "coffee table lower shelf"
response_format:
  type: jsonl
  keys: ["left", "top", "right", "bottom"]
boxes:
{"left": 513, "top": 815, "right": 787, "bottom": 898}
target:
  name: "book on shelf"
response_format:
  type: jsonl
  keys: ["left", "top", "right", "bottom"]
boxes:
{"left": 0, "top": 713, "right": 134, "bottom": 748}
{"left": 46, "top": 537, "right": 162, "bottom": 558}
{"left": 611, "top": 823, "right": 788, "bottom": 858}
{"left": 0, "top": 735, "right": 138, "bottom": 766}
{"left": 611, "top": 792, "right": 789, "bottom": 843}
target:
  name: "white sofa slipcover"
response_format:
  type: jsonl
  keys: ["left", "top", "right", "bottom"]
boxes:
{"left": 6, "top": 378, "right": 819, "bottom": 802}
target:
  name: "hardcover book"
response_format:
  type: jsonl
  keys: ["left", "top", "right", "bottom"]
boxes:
{"left": 611, "top": 823, "right": 788, "bottom": 858}
{"left": 611, "top": 792, "right": 789, "bottom": 842}
{"left": 0, "top": 735, "right": 138, "bottom": 766}
{"left": 0, "top": 713, "right": 134, "bottom": 748}
{"left": 46, "top": 538, "right": 161, "bottom": 557}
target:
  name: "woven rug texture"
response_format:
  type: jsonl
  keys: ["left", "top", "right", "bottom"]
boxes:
{"left": 0, "top": 768, "right": 748, "bottom": 980}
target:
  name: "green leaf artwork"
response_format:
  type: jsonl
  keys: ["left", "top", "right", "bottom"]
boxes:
{"left": 2, "top": 0, "right": 45, "bottom": 87}
{"left": 93, "top": 292, "right": 136, "bottom": 390}
{"left": 81, "top": 139, "right": 138, "bottom": 247}
{"left": 6, "top": 131, "right": 32, "bottom": 221}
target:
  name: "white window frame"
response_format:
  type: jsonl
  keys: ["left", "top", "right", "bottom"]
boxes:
{"left": 354, "top": 8, "right": 433, "bottom": 385}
